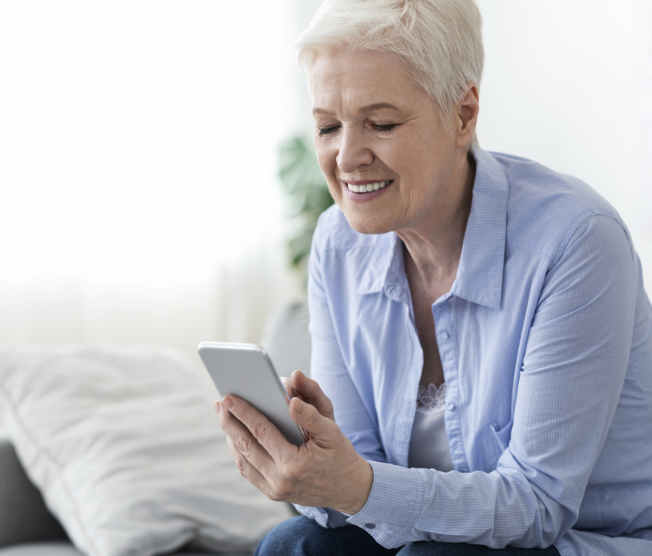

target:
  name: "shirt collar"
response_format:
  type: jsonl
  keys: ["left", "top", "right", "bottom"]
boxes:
{"left": 353, "top": 232, "right": 404, "bottom": 295}
{"left": 450, "top": 146, "right": 507, "bottom": 309}
{"left": 354, "top": 146, "right": 508, "bottom": 309}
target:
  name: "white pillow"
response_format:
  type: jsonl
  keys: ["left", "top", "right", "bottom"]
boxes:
{"left": 0, "top": 346, "right": 293, "bottom": 556}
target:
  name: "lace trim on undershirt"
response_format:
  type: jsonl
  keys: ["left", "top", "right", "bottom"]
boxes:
{"left": 416, "top": 382, "right": 446, "bottom": 410}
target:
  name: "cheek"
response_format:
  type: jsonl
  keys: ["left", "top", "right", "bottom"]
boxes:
{"left": 315, "top": 143, "right": 337, "bottom": 180}
{"left": 313, "top": 143, "right": 341, "bottom": 201}
{"left": 315, "top": 146, "right": 329, "bottom": 174}
{"left": 368, "top": 141, "right": 408, "bottom": 185}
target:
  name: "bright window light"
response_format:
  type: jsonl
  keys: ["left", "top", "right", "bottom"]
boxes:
{"left": 0, "top": 1, "right": 290, "bottom": 285}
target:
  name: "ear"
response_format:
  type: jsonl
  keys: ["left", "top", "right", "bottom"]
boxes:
{"left": 455, "top": 84, "right": 480, "bottom": 149}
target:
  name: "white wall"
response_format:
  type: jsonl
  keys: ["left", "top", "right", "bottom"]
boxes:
{"left": 476, "top": 0, "right": 652, "bottom": 281}
{"left": 0, "top": 1, "right": 305, "bottom": 368}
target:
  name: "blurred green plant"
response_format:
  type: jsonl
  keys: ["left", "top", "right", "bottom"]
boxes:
{"left": 278, "top": 135, "right": 333, "bottom": 282}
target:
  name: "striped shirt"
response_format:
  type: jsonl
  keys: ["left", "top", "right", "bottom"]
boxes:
{"left": 296, "top": 147, "right": 652, "bottom": 556}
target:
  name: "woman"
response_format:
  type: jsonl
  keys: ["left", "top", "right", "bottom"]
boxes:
{"left": 214, "top": 1, "right": 652, "bottom": 554}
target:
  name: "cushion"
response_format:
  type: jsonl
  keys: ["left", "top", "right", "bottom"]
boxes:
{"left": 0, "top": 347, "right": 293, "bottom": 556}
{"left": 260, "top": 302, "right": 311, "bottom": 377}
{"left": 0, "top": 542, "right": 84, "bottom": 556}
{"left": 0, "top": 437, "right": 68, "bottom": 549}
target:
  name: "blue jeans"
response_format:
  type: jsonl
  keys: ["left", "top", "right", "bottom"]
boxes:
{"left": 255, "top": 517, "right": 561, "bottom": 556}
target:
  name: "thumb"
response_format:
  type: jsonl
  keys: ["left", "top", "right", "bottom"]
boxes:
{"left": 280, "top": 376, "right": 296, "bottom": 399}
{"left": 291, "top": 370, "right": 335, "bottom": 421}
{"left": 289, "top": 397, "right": 339, "bottom": 443}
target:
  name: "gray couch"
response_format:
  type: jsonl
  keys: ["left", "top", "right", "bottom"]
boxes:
{"left": 0, "top": 302, "right": 310, "bottom": 556}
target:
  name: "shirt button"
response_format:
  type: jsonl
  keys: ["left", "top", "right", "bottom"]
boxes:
{"left": 441, "top": 331, "right": 449, "bottom": 340}
{"left": 447, "top": 403, "right": 455, "bottom": 411}
{"left": 365, "top": 523, "right": 376, "bottom": 529}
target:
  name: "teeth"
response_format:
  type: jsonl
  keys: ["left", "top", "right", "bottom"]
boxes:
{"left": 346, "top": 180, "right": 390, "bottom": 193}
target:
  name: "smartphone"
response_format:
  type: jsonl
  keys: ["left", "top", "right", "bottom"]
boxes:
{"left": 198, "top": 341, "right": 307, "bottom": 446}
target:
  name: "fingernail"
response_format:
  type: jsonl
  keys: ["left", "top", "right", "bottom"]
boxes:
{"left": 223, "top": 396, "right": 234, "bottom": 409}
{"left": 293, "top": 398, "right": 304, "bottom": 414}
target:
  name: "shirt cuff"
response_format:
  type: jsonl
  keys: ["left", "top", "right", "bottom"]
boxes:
{"left": 346, "top": 460, "right": 425, "bottom": 548}
{"left": 293, "top": 504, "right": 351, "bottom": 528}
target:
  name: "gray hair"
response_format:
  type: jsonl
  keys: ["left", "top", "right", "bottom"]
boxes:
{"left": 295, "top": 0, "right": 484, "bottom": 119}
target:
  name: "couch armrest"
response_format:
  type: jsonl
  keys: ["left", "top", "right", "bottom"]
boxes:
{"left": 260, "top": 301, "right": 311, "bottom": 378}
{"left": 0, "top": 437, "right": 68, "bottom": 549}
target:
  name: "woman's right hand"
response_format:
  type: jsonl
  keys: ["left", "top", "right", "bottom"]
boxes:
{"left": 216, "top": 369, "right": 372, "bottom": 514}
{"left": 281, "top": 370, "right": 335, "bottom": 422}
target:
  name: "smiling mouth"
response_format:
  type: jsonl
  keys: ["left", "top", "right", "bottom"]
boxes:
{"left": 345, "top": 180, "right": 392, "bottom": 193}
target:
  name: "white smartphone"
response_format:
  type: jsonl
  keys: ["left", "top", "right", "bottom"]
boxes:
{"left": 198, "top": 341, "right": 307, "bottom": 446}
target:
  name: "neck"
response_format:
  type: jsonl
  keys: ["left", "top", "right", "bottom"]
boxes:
{"left": 397, "top": 150, "right": 475, "bottom": 289}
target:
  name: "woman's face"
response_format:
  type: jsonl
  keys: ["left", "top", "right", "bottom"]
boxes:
{"left": 310, "top": 50, "right": 470, "bottom": 236}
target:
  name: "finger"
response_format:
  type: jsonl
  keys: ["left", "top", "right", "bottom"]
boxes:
{"left": 227, "top": 438, "right": 297, "bottom": 504}
{"left": 226, "top": 435, "right": 267, "bottom": 486}
{"left": 290, "top": 370, "right": 335, "bottom": 421}
{"left": 288, "top": 397, "right": 340, "bottom": 446}
{"left": 280, "top": 377, "right": 297, "bottom": 400}
{"left": 223, "top": 395, "right": 297, "bottom": 460}
{"left": 216, "top": 400, "right": 275, "bottom": 472}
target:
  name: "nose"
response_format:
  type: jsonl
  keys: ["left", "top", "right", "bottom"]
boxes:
{"left": 336, "top": 125, "right": 374, "bottom": 174}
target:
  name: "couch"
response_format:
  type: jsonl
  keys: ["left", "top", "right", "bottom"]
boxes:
{"left": 0, "top": 302, "right": 310, "bottom": 556}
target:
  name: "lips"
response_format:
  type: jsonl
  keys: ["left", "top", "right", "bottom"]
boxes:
{"left": 345, "top": 180, "right": 392, "bottom": 193}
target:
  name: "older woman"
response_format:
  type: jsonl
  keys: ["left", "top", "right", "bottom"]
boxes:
{"left": 214, "top": 1, "right": 652, "bottom": 555}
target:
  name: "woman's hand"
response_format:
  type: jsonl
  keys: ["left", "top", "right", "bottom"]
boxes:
{"left": 214, "top": 370, "right": 373, "bottom": 515}
{"left": 280, "top": 370, "right": 335, "bottom": 422}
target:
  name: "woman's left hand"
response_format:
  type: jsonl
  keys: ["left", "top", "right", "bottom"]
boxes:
{"left": 214, "top": 374, "right": 373, "bottom": 515}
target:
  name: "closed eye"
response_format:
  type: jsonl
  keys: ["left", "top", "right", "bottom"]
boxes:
{"left": 372, "top": 123, "right": 398, "bottom": 132}
{"left": 318, "top": 125, "right": 340, "bottom": 136}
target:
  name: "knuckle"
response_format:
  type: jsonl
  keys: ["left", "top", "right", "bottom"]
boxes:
{"left": 265, "top": 489, "right": 283, "bottom": 502}
{"left": 307, "top": 407, "right": 321, "bottom": 425}
{"left": 282, "top": 459, "right": 304, "bottom": 479}
{"left": 251, "top": 422, "right": 270, "bottom": 443}
{"left": 234, "top": 455, "right": 246, "bottom": 475}
{"left": 235, "top": 435, "right": 251, "bottom": 456}
{"left": 271, "top": 477, "right": 294, "bottom": 499}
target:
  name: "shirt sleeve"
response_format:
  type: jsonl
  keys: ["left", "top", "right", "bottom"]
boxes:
{"left": 294, "top": 215, "right": 388, "bottom": 527}
{"left": 347, "top": 215, "right": 638, "bottom": 549}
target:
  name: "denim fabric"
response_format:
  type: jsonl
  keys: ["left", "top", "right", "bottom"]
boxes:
{"left": 255, "top": 517, "right": 399, "bottom": 556}
{"left": 255, "top": 517, "right": 560, "bottom": 556}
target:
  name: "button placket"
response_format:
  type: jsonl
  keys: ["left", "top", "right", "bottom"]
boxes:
{"left": 396, "top": 285, "right": 423, "bottom": 467}
{"left": 433, "top": 299, "right": 466, "bottom": 470}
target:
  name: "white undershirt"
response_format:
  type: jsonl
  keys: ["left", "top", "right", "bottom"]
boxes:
{"left": 407, "top": 382, "right": 454, "bottom": 472}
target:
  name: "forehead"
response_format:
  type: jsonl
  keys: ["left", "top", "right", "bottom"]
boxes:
{"left": 309, "top": 50, "right": 425, "bottom": 115}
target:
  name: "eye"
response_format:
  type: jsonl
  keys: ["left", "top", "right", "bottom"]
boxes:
{"left": 372, "top": 123, "right": 398, "bottom": 132}
{"left": 318, "top": 125, "right": 340, "bottom": 136}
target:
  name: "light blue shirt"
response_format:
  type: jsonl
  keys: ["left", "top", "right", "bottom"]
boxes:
{"left": 296, "top": 147, "right": 652, "bottom": 556}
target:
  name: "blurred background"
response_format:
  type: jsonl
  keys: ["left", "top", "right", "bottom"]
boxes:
{"left": 1, "top": 0, "right": 651, "bottom": 371}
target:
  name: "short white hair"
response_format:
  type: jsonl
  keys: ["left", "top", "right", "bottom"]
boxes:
{"left": 295, "top": 0, "right": 484, "bottom": 118}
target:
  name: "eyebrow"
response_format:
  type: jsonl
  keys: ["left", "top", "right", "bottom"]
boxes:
{"left": 312, "top": 102, "right": 401, "bottom": 116}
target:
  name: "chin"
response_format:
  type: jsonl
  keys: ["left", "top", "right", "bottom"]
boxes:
{"left": 344, "top": 213, "right": 394, "bottom": 236}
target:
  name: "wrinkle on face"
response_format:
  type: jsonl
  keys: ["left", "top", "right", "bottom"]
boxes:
{"left": 310, "top": 49, "right": 470, "bottom": 241}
